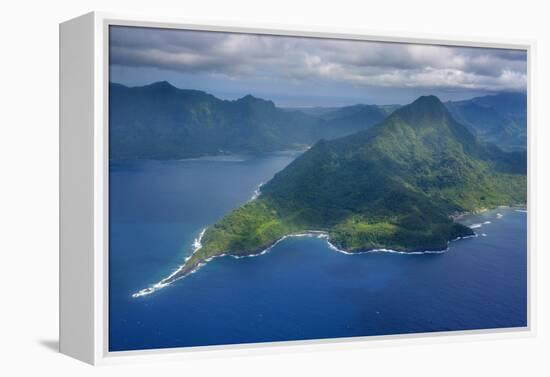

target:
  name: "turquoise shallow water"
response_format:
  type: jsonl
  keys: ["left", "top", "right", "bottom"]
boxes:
{"left": 109, "top": 154, "right": 527, "bottom": 351}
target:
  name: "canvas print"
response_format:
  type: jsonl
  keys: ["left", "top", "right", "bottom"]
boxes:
{"left": 108, "top": 25, "right": 528, "bottom": 352}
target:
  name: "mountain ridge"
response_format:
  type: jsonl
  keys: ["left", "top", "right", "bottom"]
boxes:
{"left": 110, "top": 82, "right": 401, "bottom": 159}
{"left": 109, "top": 81, "right": 319, "bottom": 159}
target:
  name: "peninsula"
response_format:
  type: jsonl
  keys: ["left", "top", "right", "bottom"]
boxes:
{"left": 133, "top": 95, "right": 526, "bottom": 296}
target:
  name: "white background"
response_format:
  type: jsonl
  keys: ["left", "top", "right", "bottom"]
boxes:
{"left": 1, "top": 0, "right": 548, "bottom": 375}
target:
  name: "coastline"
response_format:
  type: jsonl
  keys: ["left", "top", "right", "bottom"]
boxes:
{"left": 132, "top": 213, "right": 492, "bottom": 298}
{"left": 450, "top": 204, "right": 526, "bottom": 221}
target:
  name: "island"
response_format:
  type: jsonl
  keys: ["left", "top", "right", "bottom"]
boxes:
{"left": 133, "top": 95, "right": 526, "bottom": 297}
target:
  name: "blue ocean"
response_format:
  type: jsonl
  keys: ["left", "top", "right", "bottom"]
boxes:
{"left": 109, "top": 153, "right": 527, "bottom": 352}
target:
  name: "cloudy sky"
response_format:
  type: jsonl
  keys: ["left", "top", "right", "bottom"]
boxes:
{"left": 109, "top": 26, "right": 527, "bottom": 107}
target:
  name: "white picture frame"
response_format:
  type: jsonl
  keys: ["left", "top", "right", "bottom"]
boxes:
{"left": 59, "top": 11, "right": 535, "bottom": 365}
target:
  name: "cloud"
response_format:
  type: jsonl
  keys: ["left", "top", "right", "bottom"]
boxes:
{"left": 109, "top": 26, "right": 527, "bottom": 92}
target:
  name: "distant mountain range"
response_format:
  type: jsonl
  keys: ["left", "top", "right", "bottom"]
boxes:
{"left": 445, "top": 92, "right": 527, "bottom": 151}
{"left": 109, "top": 81, "right": 401, "bottom": 159}
{"left": 110, "top": 81, "right": 526, "bottom": 159}
{"left": 109, "top": 81, "right": 527, "bottom": 159}
{"left": 166, "top": 95, "right": 527, "bottom": 280}
{"left": 110, "top": 81, "right": 317, "bottom": 159}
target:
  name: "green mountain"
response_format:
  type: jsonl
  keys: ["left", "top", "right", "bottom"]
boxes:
{"left": 445, "top": 92, "right": 527, "bottom": 151}
{"left": 174, "top": 95, "right": 526, "bottom": 278}
{"left": 109, "top": 81, "right": 320, "bottom": 159}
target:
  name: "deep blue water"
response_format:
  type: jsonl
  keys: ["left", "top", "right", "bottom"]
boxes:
{"left": 109, "top": 154, "right": 527, "bottom": 352}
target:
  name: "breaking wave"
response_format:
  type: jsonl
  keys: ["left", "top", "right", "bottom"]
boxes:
{"left": 469, "top": 220, "right": 492, "bottom": 229}
{"left": 132, "top": 228, "right": 206, "bottom": 298}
